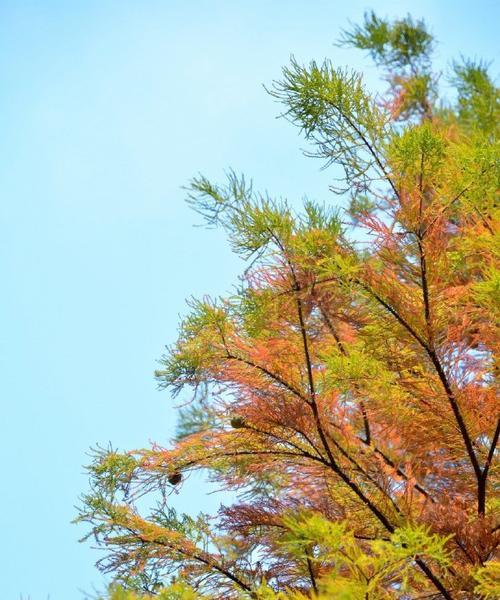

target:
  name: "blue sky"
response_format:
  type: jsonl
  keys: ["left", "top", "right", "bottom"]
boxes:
{"left": 1, "top": 1, "right": 498, "bottom": 598}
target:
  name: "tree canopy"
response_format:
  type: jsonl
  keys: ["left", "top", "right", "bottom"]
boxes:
{"left": 78, "top": 12, "right": 499, "bottom": 600}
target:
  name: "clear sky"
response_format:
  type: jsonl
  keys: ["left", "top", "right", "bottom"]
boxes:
{"left": 1, "top": 1, "right": 498, "bottom": 598}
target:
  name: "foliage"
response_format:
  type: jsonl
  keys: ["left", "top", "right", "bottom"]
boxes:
{"left": 450, "top": 58, "right": 500, "bottom": 136}
{"left": 98, "top": 582, "right": 209, "bottom": 600}
{"left": 78, "top": 12, "right": 499, "bottom": 600}
{"left": 473, "top": 561, "right": 500, "bottom": 599}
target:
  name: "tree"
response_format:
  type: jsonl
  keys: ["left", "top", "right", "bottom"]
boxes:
{"left": 77, "top": 12, "right": 499, "bottom": 600}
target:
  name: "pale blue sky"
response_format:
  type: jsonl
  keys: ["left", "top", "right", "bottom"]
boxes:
{"left": 1, "top": 1, "right": 498, "bottom": 598}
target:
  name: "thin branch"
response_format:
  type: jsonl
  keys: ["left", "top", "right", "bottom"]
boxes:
{"left": 427, "top": 348, "right": 482, "bottom": 484}
{"left": 478, "top": 417, "right": 500, "bottom": 515}
{"left": 327, "top": 417, "right": 436, "bottom": 503}
{"left": 422, "top": 162, "right": 496, "bottom": 236}
{"left": 320, "top": 94, "right": 401, "bottom": 201}
{"left": 317, "top": 300, "right": 371, "bottom": 444}
{"left": 416, "top": 238, "right": 432, "bottom": 339}
{"left": 305, "top": 549, "right": 319, "bottom": 595}
{"left": 483, "top": 417, "right": 500, "bottom": 477}
{"left": 135, "top": 533, "right": 255, "bottom": 596}
{"left": 360, "top": 282, "right": 429, "bottom": 349}
{"left": 244, "top": 423, "right": 327, "bottom": 464}
{"left": 325, "top": 431, "right": 402, "bottom": 515}
{"left": 226, "top": 353, "right": 309, "bottom": 405}
{"left": 415, "top": 558, "right": 453, "bottom": 600}
{"left": 363, "top": 277, "right": 482, "bottom": 486}
{"left": 369, "top": 443, "right": 436, "bottom": 503}
{"left": 474, "top": 206, "right": 495, "bottom": 235}
{"left": 317, "top": 300, "right": 346, "bottom": 355}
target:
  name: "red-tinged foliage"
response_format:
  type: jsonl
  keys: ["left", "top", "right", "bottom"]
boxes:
{"left": 78, "top": 12, "right": 499, "bottom": 600}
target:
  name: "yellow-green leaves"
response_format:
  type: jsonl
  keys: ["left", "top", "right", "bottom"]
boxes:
{"left": 473, "top": 561, "right": 500, "bottom": 599}
{"left": 188, "top": 171, "right": 294, "bottom": 260}
{"left": 471, "top": 267, "right": 500, "bottom": 317}
{"left": 280, "top": 511, "right": 347, "bottom": 558}
{"left": 451, "top": 58, "right": 500, "bottom": 136}
{"left": 323, "top": 343, "right": 395, "bottom": 394}
{"left": 274, "top": 59, "right": 381, "bottom": 137}
{"left": 388, "top": 122, "right": 446, "bottom": 180}
{"left": 270, "top": 58, "right": 389, "bottom": 195}
{"left": 279, "top": 512, "right": 452, "bottom": 599}
{"left": 340, "top": 12, "right": 433, "bottom": 70}
{"left": 156, "top": 298, "right": 230, "bottom": 395}
{"left": 105, "top": 582, "right": 209, "bottom": 600}
{"left": 387, "top": 525, "right": 452, "bottom": 566}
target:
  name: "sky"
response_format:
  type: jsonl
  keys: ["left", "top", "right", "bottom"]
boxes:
{"left": 1, "top": 1, "right": 498, "bottom": 598}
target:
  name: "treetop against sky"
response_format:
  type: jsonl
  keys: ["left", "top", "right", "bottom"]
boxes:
{"left": 76, "top": 10, "right": 499, "bottom": 600}
{"left": 2, "top": 2, "right": 498, "bottom": 599}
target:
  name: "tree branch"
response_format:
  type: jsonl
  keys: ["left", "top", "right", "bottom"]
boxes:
{"left": 320, "top": 94, "right": 400, "bottom": 201}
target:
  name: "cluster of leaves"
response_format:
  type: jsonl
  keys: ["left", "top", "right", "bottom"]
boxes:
{"left": 77, "top": 12, "right": 499, "bottom": 600}
{"left": 339, "top": 12, "right": 436, "bottom": 121}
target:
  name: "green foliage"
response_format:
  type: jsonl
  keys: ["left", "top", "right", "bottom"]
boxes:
{"left": 473, "top": 561, "right": 500, "bottom": 599}
{"left": 472, "top": 267, "right": 500, "bottom": 315}
{"left": 280, "top": 511, "right": 347, "bottom": 559}
{"left": 237, "top": 286, "right": 281, "bottom": 338}
{"left": 82, "top": 445, "right": 139, "bottom": 500}
{"left": 270, "top": 58, "right": 388, "bottom": 193}
{"left": 103, "top": 582, "right": 210, "bottom": 600}
{"left": 348, "top": 194, "right": 376, "bottom": 221}
{"left": 187, "top": 171, "right": 294, "bottom": 260}
{"left": 175, "top": 396, "right": 217, "bottom": 440}
{"left": 79, "top": 11, "right": 499, "bottom": 600}
{"left": 323, "top": 343, "right": 395, "bottom": 394}
{"left": 388, "top": 525, "right": 452, "bottom": 565}
{"left": 279, "top": 512, "right": 452, "bottom": 598}
{"left": 155, "top": 298, "right": 229, "bottom": 396}
{"left": 340, "top": 12, "right": 437, "bottom": 120}
{"left": 451, "top": 58, "right": 500, "bottom": 135}
{"left": 387, "top": 122, "right": 446, "bottom": 188}
{"left": 340, "top": 11, "right": 433, "bottom": 69}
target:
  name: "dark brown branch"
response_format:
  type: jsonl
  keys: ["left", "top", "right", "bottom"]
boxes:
{"left": 363, "top": 278, "right": 482, "bottom": 489}
{"left": 474, "top": 207, "right": 495, "bottom": 235}
{"left": 226, "top": 353, "right": 309, "bottom": 405}
{"left": 427, "top": 348, "right": 482, "bottom": 485}
{"left": 327, "top": 417, "right": 436, "bottom": 503}
{"left": 317, "top": 300, "right": 346, "bottom": 354}
{"left": 414, "top": 234, "right": 480, "bottom": 484}
{"left": 244, "top": 423, "right": 326, "bottom": 464}
{"left": 325, "top": 431, "right": 402, "bottom": 515}
{"left": 294, "top": 280, "right": 396, "bottom": 532}
{"left": 483, "top": 417, "right": 500, "bottom": 475}
{"left": 267, "top": 230, "right": 451, "bottom": 599}
{"left": 361, "top": 283, "right": 429, "bottom": 349}
{"left": 478, "top": 417, "right": 500, "bottom": 515}
{"left": 305, "top": 548, "right": 319, "bottom": 595}
{"left": 415, "top": 558, "right": 453, "bottom": 600}
{"left": 135, "top": 533, "right": 255, "bottom": 596}
{"left": 321, "top": 95, "right": 401, "bottom": 201}
{"left": 179, "top": 448, "right": 330, "bottom": 471}
{"left": 369, "top": 443, "right": 436, "bottom": 503}
{"left": 416, "top": 238, "right": 432, "bottom": 336}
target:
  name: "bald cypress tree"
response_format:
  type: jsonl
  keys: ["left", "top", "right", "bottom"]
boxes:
{"left": 78, "top": 13, "right": 499, "bottom": 600}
